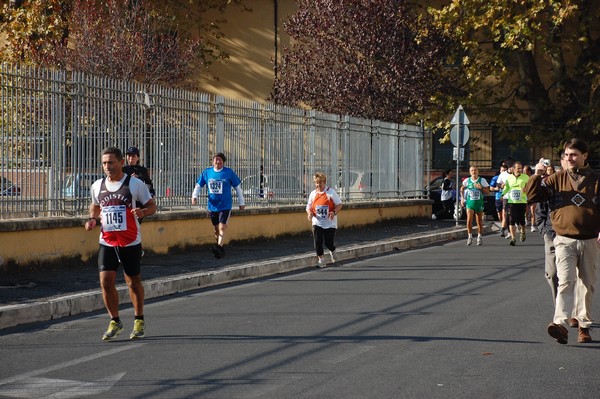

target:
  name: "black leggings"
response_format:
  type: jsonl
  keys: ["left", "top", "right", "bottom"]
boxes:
{"left": 507, "top": 203, "right": 527, "bottom": 226}
{"left": 312, "top": 226, "right": 336, "bottom": 256}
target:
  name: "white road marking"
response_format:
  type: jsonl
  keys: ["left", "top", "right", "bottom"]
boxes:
{"left": 324, "top": 345, "right": 375, "bottom": 364}
{"left": 0, "top": 344, "right": 143, "bottom": 386}
{"left": 0, "top": 373, "right": 126, "bottom": 398}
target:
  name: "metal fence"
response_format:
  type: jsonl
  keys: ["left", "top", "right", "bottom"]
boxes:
{"left": 0, "top": 63, "right": 425, "bottom": 220}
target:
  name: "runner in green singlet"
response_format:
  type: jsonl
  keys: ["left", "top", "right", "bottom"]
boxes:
{"left": 460, "top": 165, "right": 490, "bottom": 245}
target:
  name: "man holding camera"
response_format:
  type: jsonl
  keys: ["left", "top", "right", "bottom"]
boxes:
{"left": 525, "top": 138, "right": 600, "bottom": 344}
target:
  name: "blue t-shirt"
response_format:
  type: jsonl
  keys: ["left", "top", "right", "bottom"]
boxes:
{"left": 490, "top": 175, "right": 502, "bottom": 200}
{"left": 197, "top": 167, "right": 242, "bottom": 212}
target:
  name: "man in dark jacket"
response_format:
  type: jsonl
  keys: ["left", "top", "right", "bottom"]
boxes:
{"left": 124, "top": 147, "right": 155, "bottom": 198}
{"left": 432, "top": 169, "right": 454, "bottom": 220}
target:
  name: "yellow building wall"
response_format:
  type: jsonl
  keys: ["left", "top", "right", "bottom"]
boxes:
{"left": 198, "top": 1, "right": 295, "bottom": 102}
{"left": 0, "top": 201, "right": 431, "bottom": 268}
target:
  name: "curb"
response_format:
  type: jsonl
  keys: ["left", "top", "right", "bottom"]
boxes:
{"left": 0, "top": 225, "right": 476, "bottom": 330}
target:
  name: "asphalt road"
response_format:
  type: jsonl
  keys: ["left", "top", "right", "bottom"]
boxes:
{"left": 1, "top": 229, "right": 599, "bottom": 398}
{"left": 0, "top": 218, "right": 468, "bottom": 329}
{"left": 0, "top": 218, "right": 452, "bottom": 305}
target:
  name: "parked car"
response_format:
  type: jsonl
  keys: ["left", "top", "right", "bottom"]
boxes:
{"left": 162, "top": 171, "right": 198, "bottom": 197}
{"left": 0, "top": 177, "right": 21, "bottom": 196}
{"left": 427, "top": 173, "right": 498, "bottom": 220}
{"left": 336, "top": 170, "right": 369, "bottom": 199}
{"left": 62, "top": 173, "right": 103, "bottom": 198}
{"left": 241, "top": 173, "right": 303, "bottom": 200}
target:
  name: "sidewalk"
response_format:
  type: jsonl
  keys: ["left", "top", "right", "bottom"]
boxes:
{"left": 0, "top": 218, "right": 483, "bottom": 329}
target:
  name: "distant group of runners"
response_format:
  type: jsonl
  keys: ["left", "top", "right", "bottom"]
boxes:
{"left": 455, "top": 160, "right": 530, "bottom": 247}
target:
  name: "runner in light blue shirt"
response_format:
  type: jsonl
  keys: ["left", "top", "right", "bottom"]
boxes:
{"left": 192, "top": 152, "right": 245, "bottom": 258}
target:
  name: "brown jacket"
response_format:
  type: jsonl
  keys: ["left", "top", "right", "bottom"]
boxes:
{"left": 525, "top": 164, "right": 600, "bottom": 239}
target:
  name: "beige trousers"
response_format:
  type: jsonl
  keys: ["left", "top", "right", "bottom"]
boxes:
{"left": 553, "top": 236, "right": 599, "bottom": 328}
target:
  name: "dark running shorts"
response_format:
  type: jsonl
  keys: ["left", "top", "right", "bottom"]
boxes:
{"left": 507, "top": 203, "right": 527, "bottom": 226}
{"left": 209, "top": 210, "right": 232, "bottom": 226}
{"left": 98, "top": 243, "right": 142, "bottom": 276}
{"left": 495, "top": 199, "right": 503, "bottom": 213}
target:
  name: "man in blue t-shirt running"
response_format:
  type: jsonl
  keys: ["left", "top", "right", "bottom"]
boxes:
{"left": 192, "top": 152, "right": 245, "bottom": 258}
{"left": 489, "top": 163, "right": 508, "bottom": 231}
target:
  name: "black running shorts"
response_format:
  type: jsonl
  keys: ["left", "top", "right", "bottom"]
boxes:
{"left": 209, "top": 210, "right": 231, "bottom": 226}
{"left": 98, "top": 243, "right": 142, "bottom": 276}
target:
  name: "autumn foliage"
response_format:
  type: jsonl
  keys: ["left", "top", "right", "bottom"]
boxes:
{"left": 64, "top": 0, "right": 200, "bottom": 86}
{"left": 0, "top": 0, "right": 236, "bottom": 88}
{"left": 0, "top": 0, "right": 71, "bottom": 66}
{"left": 270, "top": 0, "right": 464, "bottom": 124}
{"left": 429, "top": 0, "right": 600, "bottom": 150}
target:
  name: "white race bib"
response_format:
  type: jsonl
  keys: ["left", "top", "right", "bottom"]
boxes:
{"left": 469, "top": 190, "right": 481, "bottom": 200}
{"left": 208, "top": 179, "right": 223, "bottom": 194}
{"left": 510, "top": 189, "right": 522, "bottom": 201}
{"left": 315, "top": 205, "right": 329, "bottom": 219}
{"left": 102, "top": 205, "right": 127, "bottom": 232}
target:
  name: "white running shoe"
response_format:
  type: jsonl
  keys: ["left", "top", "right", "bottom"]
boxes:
{"left": 467, "top": 236, "right": 472, "bottom": 246}
{"left": 531, "top": 226, "right": 537, "bottom": 232}
{"left": 317, "top": 258, "right": 326, "bottom": 268}
{"left": 476, "top": 236, "right": 482, "bottom": 246}
{"left": 329, "top": 251, "right": 337, "bottom": 264}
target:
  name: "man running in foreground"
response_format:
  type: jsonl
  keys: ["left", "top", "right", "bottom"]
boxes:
{"left": 85, "top": 147, "right": 156, "bottom": 341}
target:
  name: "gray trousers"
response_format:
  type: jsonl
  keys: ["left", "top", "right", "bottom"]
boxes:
{"left": 543, "top": 233, "right": 558, "bottom": 305}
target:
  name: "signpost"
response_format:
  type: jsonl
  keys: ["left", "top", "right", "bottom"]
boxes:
{"left": 450, "top": 105, "right": 470, "bottom": 226}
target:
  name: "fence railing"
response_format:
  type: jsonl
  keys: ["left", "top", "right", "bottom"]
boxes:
{"left": 0, "top": 63, "right": 426, "bottom": 220}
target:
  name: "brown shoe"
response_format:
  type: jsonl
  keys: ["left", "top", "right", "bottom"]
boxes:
{"left": 578, "top": 327, "right": 592, "bottom": 343}
{"left": 569, "top": 318, "right": 579, "bottom": 328}
{"left": 547, "top": 323, "right": 568, "bottom": 344}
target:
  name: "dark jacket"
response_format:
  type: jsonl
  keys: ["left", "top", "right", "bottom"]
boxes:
{"left": 535, "top": 200, "right": 555, "bottom": 240}
{"left": 123, "top": 164, "right": 155, "bottom": 197}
